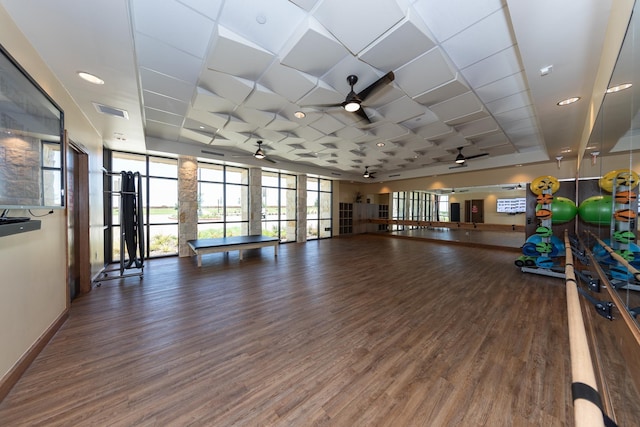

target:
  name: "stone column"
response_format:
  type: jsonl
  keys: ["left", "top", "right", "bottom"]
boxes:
{"left": 297, "top": 174, "right": 307, "bottom": 242}
{"left": 178, "top": 156, "right": 198, "bottom": 257}
{"left": 248, "top": 168, "right": 262, "bottom": 235}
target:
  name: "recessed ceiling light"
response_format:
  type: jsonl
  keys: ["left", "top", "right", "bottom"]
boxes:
{"left": 557, "top": 97, "right": 580, "bottom": 106}
{"left": 376, "top": 142, "right": 385, "bottom": 147}
{"left": 294, "top": 111, "right": 306, "bottom": 119}
{"left": 77, "top": 71, "right": 104, "bottom": 85}
{"left": 606, "top": 83, "right": 632, "bottom": 93}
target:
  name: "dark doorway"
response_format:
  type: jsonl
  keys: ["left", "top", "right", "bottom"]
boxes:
{"left": 450, "top": 202, "right": 461, "bottom": 222}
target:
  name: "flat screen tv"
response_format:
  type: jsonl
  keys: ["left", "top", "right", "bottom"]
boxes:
{"left": 497, "top": 197, "right": 526, "bottom": 214}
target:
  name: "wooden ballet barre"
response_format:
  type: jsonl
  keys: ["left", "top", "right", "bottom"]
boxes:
{"left": 367, "top": 219, "right": 525, "bottom": 232}
{"left": 564, "top": 230, "right": 606, "bottom": 427}
{"left": 587, "top": 231, "right": 640, "bottom": 281}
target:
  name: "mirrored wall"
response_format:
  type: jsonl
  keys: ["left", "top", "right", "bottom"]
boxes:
{"left": 579, "top": 0, "right": 640, "bottom": 330}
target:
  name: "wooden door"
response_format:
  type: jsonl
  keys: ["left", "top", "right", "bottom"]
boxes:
{"left": 470, "top": 199, "right": 484, "bottom": 223}
{"left": 66, "top": 141, "right": 90, "bottom": 300}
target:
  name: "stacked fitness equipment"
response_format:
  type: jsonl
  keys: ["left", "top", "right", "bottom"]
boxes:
{"left": 517, "top": 175, "right": 576, "bottom": 278}
{"left": 94, "top": 171, "right": 144, "bottom": 285}
{"left": 586, "top": 169, "right": 640, "bottom": 288}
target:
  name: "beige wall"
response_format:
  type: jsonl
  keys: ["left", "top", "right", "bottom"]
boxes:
{"left": 0, "top": 7, "right": 104, "bottom": 381}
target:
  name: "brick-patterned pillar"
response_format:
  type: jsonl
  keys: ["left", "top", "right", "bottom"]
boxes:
{"left": 249, "top": 168, "right": 262, "bottom": 235}
{"left": 178, "top": 156, "right": 198, "bottom": 257}
{"left": 297, "top": 174, "right": 307, "bottom": 242}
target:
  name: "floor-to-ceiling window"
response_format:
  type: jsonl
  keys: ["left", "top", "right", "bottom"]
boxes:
{"left": 107, "top": 151, "right": 179, "bottom": 262}
{"left": 197, "top": 162, "right": 249, "bottom": 238}
{"left": 306, "top": 177, "right": 332, "bottom": 240}
{"left": 262, "top": 171, "right": 296, "bottom": 242}
{"left": 438, "top": 194, "right": 449, "bottom": 221}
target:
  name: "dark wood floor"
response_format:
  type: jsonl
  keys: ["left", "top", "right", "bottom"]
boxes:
{"left": 0, "top": 235, "right": 572, "bottom": 426}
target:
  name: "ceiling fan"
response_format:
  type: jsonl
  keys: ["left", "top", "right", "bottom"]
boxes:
{"left": 449, "top": 146, "right": 489, "bottom": 169}
{"left": 363, "top": 166, "right": 376, "bottom": 179}
{"left": 233, "top": 140, "right": 277, "bottom": 164}
{"left": 305, "top": 71, "right": 395, "bottom": 123}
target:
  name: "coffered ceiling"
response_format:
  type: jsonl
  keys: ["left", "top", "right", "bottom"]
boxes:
{"left": 0, "top": 0, "right": 627, "bottom": 182}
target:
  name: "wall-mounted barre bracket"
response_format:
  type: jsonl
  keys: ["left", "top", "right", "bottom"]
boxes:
{"left": 575, "top": 269, "right": 600, "bottom": 292}
{"left": 576, "top": 286, "right": 614, "bottom": 320}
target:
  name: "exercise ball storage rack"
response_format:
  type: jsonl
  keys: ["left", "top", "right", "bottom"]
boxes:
{"left": 94, "top": 170, "right": 144, "bottom": 285}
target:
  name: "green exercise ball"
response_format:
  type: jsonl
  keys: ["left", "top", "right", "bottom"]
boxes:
{"left": 536, "top": 196, "right": 577, "bottom": 224}
{"left": 578, "top": 195, "right": 612, "bottom": 225}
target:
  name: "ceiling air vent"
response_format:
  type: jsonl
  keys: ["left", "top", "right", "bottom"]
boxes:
{"left": 92, "top": 102, "right": 129, "bottom": 119}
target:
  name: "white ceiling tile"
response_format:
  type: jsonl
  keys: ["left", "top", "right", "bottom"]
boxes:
{"left": 235, "top": 107, "right": 275, "bottom": 128}
{"left": 473, "top": 132, "right": 510, "bottom": 149}
{"left": 413, "top": 77, "right": 469, "bottom": 106}
{"left": 475, "top": 72, "right": 528, "bottom": 104}
{"left": 334, "top": 126, "right": 366, "bottom": 140}
{"left": 455, "top": 117, "right": 500, "bottom": 138}
{"left": 224, "top": 114, "right": 257, "bottom": 133}
{"left": 370, "top": 123, "right": 410, "bottom": 140}
{"left": 198, "top": 70, "right": 254, "bottom": 105}
{"left": 191, "top": 86, "right": 236, "bottom": 113}
{"left": 139, "top": 68, "right": 195, "bottom": 103}
{"left": 395, "top": 48, "right": 457, "bottom": 97}
{"left": 308, "top": 114, "right": 346, "bottom": 135}
{"left": 314, "top": 0, "right": 404, "bottom": 54}
{"left": 280, "top": 18, "right": 348, "bottom": 76}
{"left": 378, "top": 96, "right": 427, "bottom": 123}
{"left": 358, "top": 9, "right": 436, "bottom": 71}
{"left": 413, "top": 0, "right": 506, "bottom": 42}
{"left": 135, "top": 33, "right": 203, "bottom": 83}
{"left": 177, "top": 0, "right": 224, "bottom": 20}
{"left": 145, "top": 121, "right": 182, "bottom": 140}
{"left": 242, "top": 84, "right": 288, "bottom": 111}
{"left": 187, "top": 108, "right": 229, "bottom": 129}
{"left": 143, "top": 90, "right": 188, "bottom": 116}
{"left": 289, "top": 0, "right": 320, "bottom": 12}
{"left": 430, "top": 92, "right": 486, "bottom": 124}
{"left": 293, "top": 125, "right": 325, "bottom": 141}
{"left": 132, "top": 0, "right": 215, "bottom": 59}
{"left": 460, "top": 46, "right": 522, "bottom": 88}
{"left": 400, "top": 110, "right": 440, "bottom": 129}
{"left": 218, "top": 0, "right": 306, "bottom": 53}
{"left": 413, "top": 121, "right": 453, "bottom": 140}
{"left": 259, "top": 63, "right": 317, "bottom": 103}
{"left": 494, "top": 105, "right": 536, "bottom": 125}
{"left": 145, "top": 107, "right": 184, "bottom": 126}
{"left": 441, "top": 7, "right": 514, "bottom": 69}
{"left": 180, "top": 127, "right": 214, "bottom": 144}
{"left": 206, "top": 26, "right": 275, "bottom": 80}
{"left": 485, "top": 90, "right": 532, "bottom": 115}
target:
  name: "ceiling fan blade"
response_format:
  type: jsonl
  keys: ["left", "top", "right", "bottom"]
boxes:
{"left": 356, "top": 71, "right": 395, "bottom": 102}
{"left": 264, "top": 157, "right": 277, "bottom": 164}
{"left": 449, "top": 164, "right": 468, "bottom": 170}
{"left": 465, "top": 153, "right": 489, "bottom": 160}
{"left": 299, "top": 102, "right": 345, "bottom": 110}
{"left": 355, "top": 106, "right": 371, "bottom": 122}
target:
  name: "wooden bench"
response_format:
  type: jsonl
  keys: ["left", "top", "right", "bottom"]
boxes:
{"left": 187, "top": 235, "right": 279, "bottom": 267}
